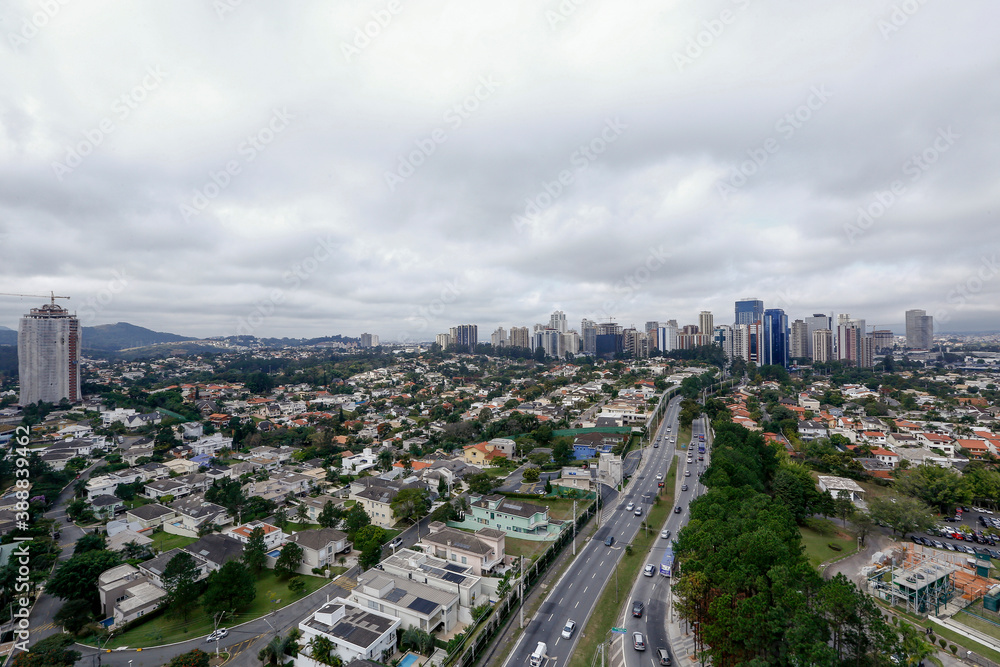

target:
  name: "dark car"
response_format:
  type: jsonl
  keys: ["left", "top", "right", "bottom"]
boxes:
{"left": 674, "top": 506, "right": 682, "bottom": 514}
{"left": 632, "top": 600, "right": 644, "bottom": 617}
{"left": 605, "top": 535, "right": 614, "bottom": 546}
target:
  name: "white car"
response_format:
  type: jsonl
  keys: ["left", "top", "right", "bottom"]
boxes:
{"left": 643, "top": 564, "right": 655, "bottom": 576}
{"left": 626, "top": 502, "right": 634, "bottom": 511}
{"left": 660, "top": 529, "right": 671, "bottom": 539}
{"left": 684, "top": 470, "right": 691, "bottom": 477}
{"left": 656, "top": 473, "right": 663, "bottom": 480}
{"left": 561, "top": 620, "right": 576, "bottom": 639}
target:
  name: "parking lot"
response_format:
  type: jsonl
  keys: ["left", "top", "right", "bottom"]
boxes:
{"left": 911, "top": 507, "right": 1000, "bottom": 558}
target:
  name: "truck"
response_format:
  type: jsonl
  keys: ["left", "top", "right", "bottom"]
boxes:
{"left": 698, "top": 443, "right": 705, "bottom": 454}
{"left": 659, "top": 545, "right": 675, "bottom": 577}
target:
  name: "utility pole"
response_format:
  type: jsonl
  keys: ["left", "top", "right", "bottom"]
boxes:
{"left": 518, "top": 555, "right": 525, "bottom": 629}
{"left": 213, "top": 611, "right": 226, "bottom": 657}
{"left": 572, "top": 499, "right": 577, "bottom": 555}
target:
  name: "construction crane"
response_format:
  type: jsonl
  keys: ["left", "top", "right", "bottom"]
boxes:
{"left": 0, "top": 291, "right": 71, "bottom": 306}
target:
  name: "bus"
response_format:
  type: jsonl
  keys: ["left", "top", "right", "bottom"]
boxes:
{"left": 659, "top": 545, "right": 675, "bottom": 577}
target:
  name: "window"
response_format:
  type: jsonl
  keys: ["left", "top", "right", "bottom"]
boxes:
{"left": 461, "top": 556, "right": 467, "bottom": 564}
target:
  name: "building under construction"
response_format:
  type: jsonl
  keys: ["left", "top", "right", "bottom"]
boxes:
{"left": 866, "top": 545, "right": 994, "bottom": 616}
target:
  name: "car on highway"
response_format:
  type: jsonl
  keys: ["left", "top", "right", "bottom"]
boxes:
{"left": 681, "top": 484, "right": 688, "bottom": 491}
{"left": 605, "top": 535, "right": 615, "bottom": 546}
{"left": 661, "top": 529, "right": 671, "bottom": 539}
{"left": 656, "top": 473, "right": 663, "bottom": 480}
{"left": 644, "top": 564, "right": 655, "bottom": 576}
{"left": 633, "top": 632, "right": 646, "bottom": 651}
{"left": 626, "top": 502, "right": 634, "bottom": 511}
{"left": 634, "top": 507, "right": 642, "bottom": 516}
{"left": 207, "top": 628, "right": 228, "bottom": 642}
{"left": 561, "top": 620, "right": 576, "bottom": 639}
{"left": 656, "top": 647, "right": 673, "bottom": 665}
{"left": 632, "top": 600, "right": 644, "bottom": 617}
{"left": 684, "top": 470, "right": 691, "bottom": 477}
{"left": 674, "top": 506, "right": 682, "bottom": 513}
{"left": 687, "top": 457, "right": 693, "bottom": 464}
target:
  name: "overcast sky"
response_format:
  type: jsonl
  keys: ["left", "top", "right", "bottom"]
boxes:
{"left": 1, "top": 1, "right": 998, "bottom": 342}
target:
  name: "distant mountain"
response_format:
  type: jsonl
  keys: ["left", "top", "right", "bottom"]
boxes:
{"left": 83, "top": 322, "right": 196, "bottom": 351}
{"left": 0, "top": 329, "right": 15, "bottom": 346}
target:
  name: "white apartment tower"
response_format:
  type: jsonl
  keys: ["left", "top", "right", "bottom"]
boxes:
{"left": 19, "top": 302, "right": 81, "bottom": 405}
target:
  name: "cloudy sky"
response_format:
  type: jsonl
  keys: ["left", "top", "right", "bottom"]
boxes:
{"left": 1, "top": 1, "right": 998, "bottom": 341}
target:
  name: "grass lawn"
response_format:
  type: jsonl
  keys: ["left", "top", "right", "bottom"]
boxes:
{"left": 283, "top": 521, "right": 321, "bottom": 533}
{"left": 955, "top": 600, "right": 1000, "bottom": 643}
{"left": 94, "top": 571, "right": 329, "bottom": 648}
{"left": 544, "top": 497, "right": 593, "bottom": 521}
{"left": 124, "top": 497, "right": 152, "bottom": 509}
{"left": 799, "top": 522, "right": 857, "bottom": 568}
{"left": 149, "top": 532, "right": 199, "bottom": 553}
{"left": 875, "top": 599, "right": 1000, "bottom": 664}
{"left": 677, "top": 424, "right": 692, "bottom": 450}
{"left": 505, "top": 537, "right": 554, "bottom": 563}
{"left": 568, "top": 458, "right": 677, "bottom": 667}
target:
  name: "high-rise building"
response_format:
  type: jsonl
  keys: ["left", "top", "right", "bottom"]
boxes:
{"left": 812, "top": 329, "right": 833, "bottom": 362}
{"left": 454, "top": 324, "right": 477, "bottom": 352}
{"left": 549, "top": 310, "right": 568, "bottom": 333}
{"left": 580, "top": 319, "right": 597, "bottom": 356}
{"left": 789, "top": 320, "right": 808, "bottom": 360}
{"left": 713, "top": 325, "right": 734, "bottom": 359}
{"left": 681, "top": 324, "right": 699, "bottom": 336}
{"left": 835, "top": 315, "right": 872, "bottom": 367}
{"left": 359, "top": 333, "right": 378, "bottom": 348}
{"left": 733, "top": 321, "right": 763, "bottom": 364}
{"left": 510, "top": 326, "right": 530, "bottom": 349}
{"left": 763, "top": 309, "right": 789, "bottom": 367}
{"left": 873, "top": 330, "right": 894, "bottom": 354}
{"left": 533, "top": 329, "right": 560, "bottom": 357}
{"left": 18, "top": 302, "right": 81, "bottom": 405}
{"left": 735, "top": 298, "right": 764, "bottom": 326}
{"left": 805, "top": 314, "right": 831, "bottom": 359}
{"left": 561, "top": 331, "right": 580, "bottom": 357}
{"left": 656, "top": 323, "right": 678, "bottom": 353}
{"left": 490, "top": 327, "right": 508, "bottom": 348}
{"left": 595, "top": 322, "right": 622, "bottom": 358}
{"left": 905, "top": 309, "right": 933, "bottom": 349}
{"left": 677, "top": 333, "right": 712, "bottom": 349}
{"left": 699, "top": 311, "right": 714, "bottom": 337}
{"left": 436, "top": 333, "right": 452, "bottom": 349}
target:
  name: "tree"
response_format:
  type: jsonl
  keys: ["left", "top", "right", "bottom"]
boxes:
{"left": 202, "top": 560, "right": 256, "bottom": 616}
{"left": 163, "top": 551, "right": 201, "bottom": 620}
{"left": 342, "top": 503, "right": 371, "bottom": 539}
{"left": 391, "top": 488, "right": 431, "bottom": 524}
{"left": 522, "top": 467, "right": 541, "bottom": 483}
{"left": 466, "top": 472, "right": 500, "bottom": 495}
{"left": 53, "top": 599, "right": 92, "bottom": 634}
{"left": 896, "top": 464, "right": 971, "bottom": 514}
{"left": 165, "top": 648, "right": 211, "bottom": 667}
{"left": 296, "top": 503, "right": 309, "bottom": 522}
{"left": 318, "top": 501, "right": 344, "bottom": 529}
{"left": 73, "top": 532, "right": 106, "bottom": 555}
{"left": 243, "top": 526, "right": 268, "bottom": 575}
{"left": 307, "top": 635, "right": 339, "bottom": 666}
{"left": 288, "top": 576, "right": 306, "bottom": 594}
{"left": 47, "top": 550, "right": 122, "bottom": 609}
{"left": 274, "top": 542, "right": 304, "bottom": 578}
{"left": 12, "top": 633, "right": 80, "bottom": 667}
{"left": 868, "top": 494, "right": 935, "bottom": 538}
{"left": 274, "top": 508, "right": 289, "bottom": 530}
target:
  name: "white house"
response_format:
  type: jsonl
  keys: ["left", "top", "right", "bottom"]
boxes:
{"left": 295, "top": 598, "right": 399, "bottom": 667}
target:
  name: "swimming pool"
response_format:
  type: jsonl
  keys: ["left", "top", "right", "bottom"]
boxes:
{"left": 399, "top": 653, "right": 420, "bottom": 667}
{"left": 267, "top": 549, "right": 282, "bottom": 558}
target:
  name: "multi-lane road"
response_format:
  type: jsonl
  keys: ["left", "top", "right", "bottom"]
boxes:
{"left": 503, "top": 397, "right": 710, "bottom": 667}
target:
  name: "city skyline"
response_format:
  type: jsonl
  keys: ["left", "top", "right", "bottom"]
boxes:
{"left": 2, "top": 2, "right": 998, "bottom": 339}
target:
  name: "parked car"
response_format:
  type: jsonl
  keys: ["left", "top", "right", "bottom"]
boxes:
{"left": 561, "top": 620, "right": 576, "bottom": 639}
{"left": 633, "top": 632, "right": 646, "bottom": 651}
{"left": 632, "top": 600, "right": 644, "bottom": 617}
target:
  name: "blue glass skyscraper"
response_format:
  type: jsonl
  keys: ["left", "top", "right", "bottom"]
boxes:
{"left": 763, "top": 308, "right": 789, "bottom": 367}
{"left": 735, "top": 298, "right": 764, "bottom": 326}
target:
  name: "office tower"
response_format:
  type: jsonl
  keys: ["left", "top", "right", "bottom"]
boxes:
{"left": 549, "top": 310, "right": 568, "bottom": 333}
{"left": 789, "top": 320, "right": 808, "bottom": 360}
{"left": 510, "top": 326, "right": 530, "bottom": 349}
{"left": 359, "top": 333, "right": 378, "bottom": 348}
{"left": 490, "top": 327, "right": 508, "bottom": 348}
{"left": 905, "top": 309, "right": 933, "bottom": 349}
{"left": 805, "top": 314, "right": 831, "bottom": 359}
{"left": 561, "top": 331, "right": 580, "bottom": 357}
{"left": 763, "top": 309, "right": 789, "bottom": 367}
{"left": 735, "top": 298, "right": 764, "bottom": 326}
{"left": 644, "top": 321, "right": 659, "bottom": 336}
{"left": 733, "top": 321, "right": 763, "bottom": 364}
{"left": 682, "top": 324, "right": 699, "bottom": 336}
{"left": 873, "top": 330, "right": 894, "bottom": 354}
{"left": 835, "top": 315, "right": 872, "bottom": 367}
{"left": 533, "top": 329, "right": 560, "bottom": 357}
{"left": 713, "top": 325, "right": 734, "bottom": 359}
{"left": 18, "top": 302, "right": 81, "bottom": 405}
{"left": 656, "top": 323, "right": 677, "bottom": 353}
{"left": 595, "top": 322, "right": 622, "bottom": 357}
{"left": 436, "top": 333, "right": 452, "bottom": 349}
{"left": 454, "top": 324, "right": 477, "bottom": 352}
{"left": 677, "top": 333, "right": 712, "bottom": 349}
{"left": 699, "top": 311, "right": 714, "bottom": 337}
{"left": 580, "top": 319, "right": 597, "bottom": 356}
{"left": 812, "top": 329, "right": 833, "bottom": 362}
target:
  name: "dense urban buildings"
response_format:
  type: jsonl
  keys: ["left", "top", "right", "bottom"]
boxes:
{"left": 17, "top": 301, "right": 81, "bottom": 405}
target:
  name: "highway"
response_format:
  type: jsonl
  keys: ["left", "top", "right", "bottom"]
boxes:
{"left": 503, "top": 395, "right": 700, "bottom": 667}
